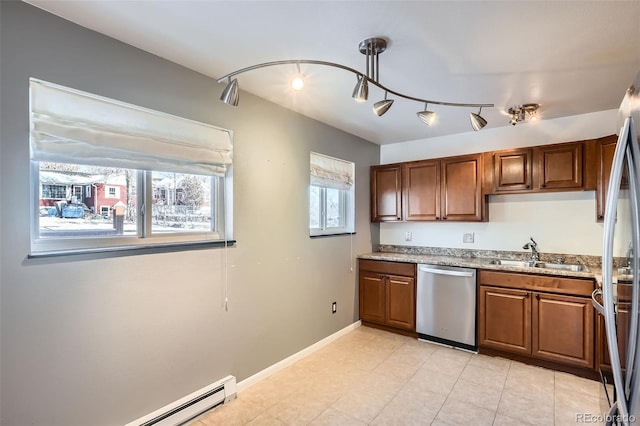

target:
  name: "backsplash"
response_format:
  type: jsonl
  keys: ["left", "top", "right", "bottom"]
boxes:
{"left": 377, "top": 244, "right": 627, "bottom": 269}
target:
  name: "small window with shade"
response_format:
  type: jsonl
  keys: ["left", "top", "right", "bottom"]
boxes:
{"left": 309, "top": 152, "right": 354, "bottom": 237}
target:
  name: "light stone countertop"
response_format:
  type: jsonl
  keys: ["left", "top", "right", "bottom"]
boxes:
{"left": 358, "top": 251, "right": 600, "bottom": 280}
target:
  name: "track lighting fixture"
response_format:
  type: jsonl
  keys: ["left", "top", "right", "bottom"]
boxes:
{"left": 508, "top": 103, "right": 540, "bottom": 126}
{"left": 290, "top": 63, "right": 305, "bottom": 91}
{"left": 217, "top": 36, "right": 494, "bottom": 131}
{"left": 220, "top": 78, "right": 239, "bottom": 106}
{"left": 352, "top": 74, "right": 368, "bottom": 103}
{"left": 417, "top": 103, "right": 436, "bottom": 126}
{"left": 470, "top": 106, "right": 487, "bottom": 131}
{"left": 373, "top": 92, "right": 394, "bottom": 116}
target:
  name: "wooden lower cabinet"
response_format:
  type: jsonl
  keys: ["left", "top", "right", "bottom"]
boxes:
{"left": 386, "top": 275, "right": 415, "bottom": 329}
{"left": 479, "top": 286, "right": 531, "bottom": 354}
{"left": 478, "top": 270, "right": 595, "bottom": 370}
{"left": 596, "top": 306, "right": 629, "bottom": 372}
{"left": 533, "top": 292, "right": 594, "bottom": 368}
{"left": 359, "top": 272, "right": 386, "bottom": 324}
{"left": 359, "top": 260, "right": 416, "bottom": 333}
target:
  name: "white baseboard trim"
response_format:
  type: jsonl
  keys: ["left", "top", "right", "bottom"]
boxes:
{"left": 236, "top": 320, "right": 362, "bottom": 393}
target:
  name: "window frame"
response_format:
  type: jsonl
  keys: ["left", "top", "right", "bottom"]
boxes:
{"left": 30, "top": 163, "right": 233, "bottom": 256}
{"left": 41, "top": 183, "right": 67, "bottom": 200}
{"left": 308, "top": 153, "right": 355, "bottom": 237}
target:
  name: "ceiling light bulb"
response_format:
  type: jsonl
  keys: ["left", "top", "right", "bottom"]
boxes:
{"left": 291, "top": 74, "right": 305, "bottom": 91}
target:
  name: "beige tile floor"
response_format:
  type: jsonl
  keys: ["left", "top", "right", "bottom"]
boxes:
{"left": 189, "top": 326, "right": 612, "bottom": 425}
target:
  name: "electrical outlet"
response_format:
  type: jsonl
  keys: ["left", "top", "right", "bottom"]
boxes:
{"left": 332, "top": 302, "right": 337, "bottom": 314}
{"left": 463, "top": 232, "right": 474, "bottom": 243}
{"left": 405, "top": 231, "right": 412, "bottom": 242}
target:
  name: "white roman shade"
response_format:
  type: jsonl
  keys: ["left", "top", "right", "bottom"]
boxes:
{"left": 29, "top": 79, "right": 232, "bottom": 176}
{"left": 310, "top": 152, "right": 354, "bottom": 190}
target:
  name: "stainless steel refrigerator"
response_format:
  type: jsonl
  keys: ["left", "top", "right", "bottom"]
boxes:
{"left": 594, "top": 71, "right": 640, "bottom": 425}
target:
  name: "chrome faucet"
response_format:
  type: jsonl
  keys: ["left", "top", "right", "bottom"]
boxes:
{"left": 523, "top": 237, "right": 540, "bottom": 261}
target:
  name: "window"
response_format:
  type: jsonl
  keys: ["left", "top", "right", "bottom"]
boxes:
{"left": 309, "top": 152, "right": 354, "bottom": 236}
{"left": 42, "top": 184, "right": 67, "bottom": 199}
{"left": 72, "top": 186, "right": 83, "bottom": 203}
{"left": 29, "top": 79, "right": 233, "bottom": 255}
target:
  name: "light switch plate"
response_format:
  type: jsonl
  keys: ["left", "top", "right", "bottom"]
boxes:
{"left": 463, "top": 233, "right": 474, "bottom": 243}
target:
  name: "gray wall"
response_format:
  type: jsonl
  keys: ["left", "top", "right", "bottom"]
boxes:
{"left": 0, "top": 2, "right": 379, "bottom": 425}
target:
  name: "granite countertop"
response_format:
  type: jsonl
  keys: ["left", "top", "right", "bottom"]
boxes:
{"left": 358, "top": 251, "right": 600, "bottom": 279}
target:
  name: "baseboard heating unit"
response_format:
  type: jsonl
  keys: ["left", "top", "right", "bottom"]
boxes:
{"left": 125, "top": 375, "right": 237, "bottom": 426}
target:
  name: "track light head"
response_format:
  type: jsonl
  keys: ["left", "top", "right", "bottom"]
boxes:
{"left": 470, "top": 107, "right": 487, "bottom": 131}
{"left": 220, "top": 78, "right": 239, "bottom": 106}
{"left": 507, "top": 103, "right": 540, "bottom": 125}
{"left": 417, "top": 103, "right": 436, "bottom": 126}
{"left": 352, "top": 75, "right": 368, "bottom": 103}
{"left": 373, "top": 99, "right": 394, "bottom": 116}
{"left": 373, "top": 92, "right": 394, "bottom": 116}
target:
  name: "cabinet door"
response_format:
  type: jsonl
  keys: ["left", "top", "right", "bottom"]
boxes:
{"left": 597, "top": 303, "right": 630, "bottom": 371}
{"left": 493, "top": 149, "right": 533, "bottom": 192}
{"left": 479, "top": 286, "right": 531, "bottom": 354}
{"left": 532, "top": 292, "right": 594, "bottom": 368}
{"left": 371, "top": 165, "right": 402, "bottom": 222}
{"left": 596, "top": 313, "right": 611, "bottom": 371}
{"left": 441, "top": 154, "right": 484, "bottom": 221}
{"left": 596, "top": 135, "right": 628, "bottom": 222}
{"left": 386, "top": 275, "right": 415, "bottom": 330}
{"left": 359, "top": 272, "right": 386, "bottom": 324}
{"left": 403, "top": 160, "right": 440, "bottom": 221}
{"left": 535, "top": 142, "right": 583, "bottom": 190}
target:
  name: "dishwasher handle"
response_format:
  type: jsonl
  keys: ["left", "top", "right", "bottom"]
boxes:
{"left": 418, "top": 266, "right": 474, "bottom": 278}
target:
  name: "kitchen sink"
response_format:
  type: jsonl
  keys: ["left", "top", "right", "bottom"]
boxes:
{"left": 534, "top": 262, "right": 586, "bottom": 272}
{"left": 488, "top": 259, "right": 535, "bottom": 267}
{"left": 488, "top": 259, "right": 586, "bottom": 272}
{"left": 618, "top": 267, "right": 633, "bottom": 276}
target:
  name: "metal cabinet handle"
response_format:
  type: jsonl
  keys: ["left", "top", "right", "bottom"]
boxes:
{"left": 591, "top": 289, "right": 604, "bottom": 316}
{"left": 535, "top": 294, "right": 540, "bottom": 300}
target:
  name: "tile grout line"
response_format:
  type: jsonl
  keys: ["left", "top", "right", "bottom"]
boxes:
{"left": 429, "top": 349, "right": 472, "bottom": 425}
{"left": 491, "top": 360, "right": 513, "bottom": 425}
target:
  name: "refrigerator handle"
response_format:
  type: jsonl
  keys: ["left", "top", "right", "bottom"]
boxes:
{"left": 601, "top": 118, "right": 631, "bottom": 421}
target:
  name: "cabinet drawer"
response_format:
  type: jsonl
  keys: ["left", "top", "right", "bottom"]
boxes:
{"left": 478, "top": 270, "right": 594, "bottom": 297}
{"left": 359, "top": 259, "right": 415, "bottom": 277}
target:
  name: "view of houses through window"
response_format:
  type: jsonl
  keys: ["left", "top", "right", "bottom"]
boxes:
{"left": 38, "top": 162, "right": 213, "bottom": 238}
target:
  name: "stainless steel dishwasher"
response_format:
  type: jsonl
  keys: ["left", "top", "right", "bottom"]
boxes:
{"left": 416, "top": 264, "right": 477, "bottom": 351}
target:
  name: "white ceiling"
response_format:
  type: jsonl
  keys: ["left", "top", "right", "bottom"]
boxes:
{"left": 25, "top": 0, "right": 640, "bottom": 145}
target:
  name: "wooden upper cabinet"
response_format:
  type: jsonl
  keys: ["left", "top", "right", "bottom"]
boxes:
{"left": 441, "top": 154, "right": 484, "bottom": 221}
{"left": 403, "top": 160, "right": 440, "bottom": 221}
{"left": 371, "top": 164, "right": 402, "bottom": 222}
{"left": 493, "top": 149, "right": 533, "bottom": 192}
{"left": 596, "top": 134, "right": 627, "bottom": 222}
{"left": 535, "top": 142, "right": 584, "bottom": 190}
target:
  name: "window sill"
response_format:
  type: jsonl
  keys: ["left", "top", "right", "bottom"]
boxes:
{"left": 28, "top": 240, "right": 236, "bottom": 259}
{"left": 310, "top": 232, "right": 356, "bottom": 239}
